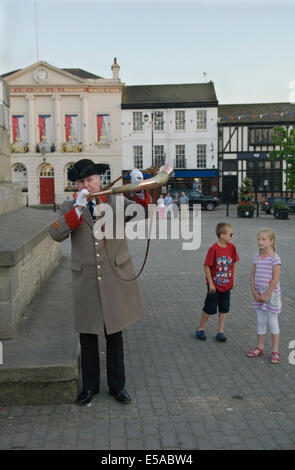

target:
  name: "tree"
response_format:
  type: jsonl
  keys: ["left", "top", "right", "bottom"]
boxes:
{"left": 269, "top": 126, "right": 295, "bottom": 193}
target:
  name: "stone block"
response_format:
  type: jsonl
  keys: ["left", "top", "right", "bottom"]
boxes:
{"left": 0, "top": 208, "right": 61, "bottom": 338}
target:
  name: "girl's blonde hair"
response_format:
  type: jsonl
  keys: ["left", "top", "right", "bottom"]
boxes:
{"left": 257, "top": 228, "right": 276, "bottom": 252}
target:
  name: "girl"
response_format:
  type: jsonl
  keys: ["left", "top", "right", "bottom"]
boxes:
{"left": 157, "top": 194, "right": 166, "bottom": 219}
{"left": 248, "top": 228, "right": 281, "bottom": 364}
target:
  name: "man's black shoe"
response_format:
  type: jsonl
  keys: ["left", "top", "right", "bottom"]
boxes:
{"left": 75, "top": 389, "right": 99, "bottom": 406}
{"left": 109, "top": 388, "right": 131, "bottom": 404}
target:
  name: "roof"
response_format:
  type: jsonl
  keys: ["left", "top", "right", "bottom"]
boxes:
{"left": 1, "top": 69, "right": 21, "bottom": 78}
{"left": 219, "top": 102, "right": 295, "bottom": 124}
{"left": 1, "top": 67, "right": 101, "bottom": 80}
{"left": 62, "top": 68, "right": 102, "bottom": 79}
{"left": 122, "top": 82, "right": 218, "bottom": 109}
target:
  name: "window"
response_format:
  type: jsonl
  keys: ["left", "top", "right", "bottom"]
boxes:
{"left": 154, "top": 145, "right": 165, "bottom": 167}
{"left": 38, "top": 115, "right": 53, "bottom": 143}
{"left": 154, "top": 111, "right": 164, "bottom": 131}
{"left": 175, "top": 145, "right": 185, "bottom": 168}
{"left": 40, "top": 164, "right": 54, "bottom": 177}
{"left": 197, "top": 144, "right": 207, "bottom": 168}
{"left": 222, "top": 160, "right": 237, "bottom": 171}
{"left": 175, "top": 111, "right": 185, "bottom": 131}
{"left": 97, "top": 114, "right": 110, "bottom": 142}
{"left": 133, "top": 112, "right": 143, "bottom": 132}
{"left": 12, "top": 115, "right": 26, "bottom": 143}
{"left": 197, "top": 110, "right": 207, "bottom": 130}
{"left": 12, "top": 164, "right": 27, "bottom": 190}
{"left": 249, "top": 127, "right": 274, "bottom": 145}
{"left": 133, "top": 146, "right": 143, "bottom": 168}
{"left": 65, "top": 114, "right": 79, "bottom": 142}
{"left": 101, "top": 168, "right": 111, "bottom": 187}
{"left": 246, "top": 160, "right": 281, "bottom": 192}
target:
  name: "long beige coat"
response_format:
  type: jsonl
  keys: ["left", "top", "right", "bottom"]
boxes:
{"left": 49, "top": 195, "right": 146, "bottom": 335}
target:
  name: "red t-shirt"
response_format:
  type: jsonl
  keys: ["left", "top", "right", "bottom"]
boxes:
{"left": 204, "top": 242, "right": 239, "bottom": 292}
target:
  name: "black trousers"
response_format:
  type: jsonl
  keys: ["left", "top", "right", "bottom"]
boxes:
{"left": 79, "top": 329, "right": 125, "bottom": 393}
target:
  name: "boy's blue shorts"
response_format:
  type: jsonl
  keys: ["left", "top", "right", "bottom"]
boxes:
{"left": 203, "top": 287, "right": 231, "bottom": 315}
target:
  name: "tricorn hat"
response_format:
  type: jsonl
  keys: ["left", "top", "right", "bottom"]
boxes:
{"left": 67, "top": 159, "right": 110, "bottom": 182}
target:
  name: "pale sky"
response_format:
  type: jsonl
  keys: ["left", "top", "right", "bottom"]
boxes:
{"left": 1, "top": 0, "right": 295, "bottom": 104}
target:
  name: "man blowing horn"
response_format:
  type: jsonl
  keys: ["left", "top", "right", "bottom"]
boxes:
{"left": 49, "top": 159, "right": 151, "bottom": 406}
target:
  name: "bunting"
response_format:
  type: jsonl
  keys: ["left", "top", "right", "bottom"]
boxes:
{"left": 218, "top": 110, "right": 295, "bottom": 123}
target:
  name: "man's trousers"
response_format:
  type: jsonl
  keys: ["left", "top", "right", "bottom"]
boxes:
{"left": 79, "top": 329, "right": 125, "bottom": 393}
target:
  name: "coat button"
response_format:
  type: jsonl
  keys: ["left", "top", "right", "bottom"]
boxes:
{"left": 97, "top": 265, "right": 101, "bottom": 269}
{"left": 98, "top": 276, "right": 102, "bottom": 280}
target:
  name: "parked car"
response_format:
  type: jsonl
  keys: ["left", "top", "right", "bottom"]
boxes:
{"left": 168, "top": 189, "right": 220, "bottom": 211}
{"left": 261, "top": 196, "right": 295, "bottom": 214}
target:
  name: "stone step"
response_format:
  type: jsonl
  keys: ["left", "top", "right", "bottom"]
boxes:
{"left": 0, "top": 256, "right": 79, "bottom": 405}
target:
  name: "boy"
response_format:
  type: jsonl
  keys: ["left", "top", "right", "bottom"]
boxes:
{"left": 195, "top": 222, "right": 239, "bottom": 342}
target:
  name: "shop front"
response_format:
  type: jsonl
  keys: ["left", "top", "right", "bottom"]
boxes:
{"left": 166, "top": 169, "right": 218, "bottom": 196}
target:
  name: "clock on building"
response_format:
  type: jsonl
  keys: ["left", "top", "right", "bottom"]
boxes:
{"left": 34, "top": 67, "right": 49, "bottom": 83}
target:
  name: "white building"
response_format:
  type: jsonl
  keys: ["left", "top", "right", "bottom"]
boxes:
{"left": 121, "top": 83, "right": 219, "bottom": 195}
{"left": 2, "top": 59, "right": 124, "bottom": 206}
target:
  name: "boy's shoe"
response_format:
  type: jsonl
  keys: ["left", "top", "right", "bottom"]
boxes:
{"left": 215, "top": 332, "right": 227, "bottom": 342}
{"left": 195, "top": 329, "right": 207, "bottom": 340}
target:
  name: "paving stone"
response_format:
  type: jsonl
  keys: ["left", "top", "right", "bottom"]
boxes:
{"left": 1, "top": 209, "right": 294, "bottom": 449}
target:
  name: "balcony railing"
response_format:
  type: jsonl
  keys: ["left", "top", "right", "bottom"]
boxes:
{"left": 62, "top": 136, "right": 82, "bottom": 153}
{"left": 10, "top": 138, "right": 29, "bottom": 153}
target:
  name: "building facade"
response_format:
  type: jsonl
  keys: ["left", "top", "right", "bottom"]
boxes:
{"left": 3, "top": 59, "right": 123, "bottom": 205}
{"left": 218, "top": 103, "right": 295, "bottom": 203}
{"left": 121, "top": 83, "right": 219, "bottom": 196}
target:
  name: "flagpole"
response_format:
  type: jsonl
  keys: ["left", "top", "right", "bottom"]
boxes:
{"left": 34, "top": 1, "right": 40, "bottom": 61}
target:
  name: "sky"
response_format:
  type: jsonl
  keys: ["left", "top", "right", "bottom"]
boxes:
{"left": 1, "top": 0, "right": 295, "bottom": 104}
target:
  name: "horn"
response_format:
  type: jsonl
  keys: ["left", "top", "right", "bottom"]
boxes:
{"left": 88, "top": 164, "right": 174, "bottom": 198}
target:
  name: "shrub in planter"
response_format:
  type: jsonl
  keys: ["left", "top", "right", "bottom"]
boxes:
{"left": 273, "top": 201, "right": 289, "bottom": 219}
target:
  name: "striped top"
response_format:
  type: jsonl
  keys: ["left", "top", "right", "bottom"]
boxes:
{"left": 253, "top": 252, "right": 281, "bottom": 313}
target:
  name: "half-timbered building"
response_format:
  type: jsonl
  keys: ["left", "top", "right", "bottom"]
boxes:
{"left": 218, "top": 103, "right": 295, "bottom": 203}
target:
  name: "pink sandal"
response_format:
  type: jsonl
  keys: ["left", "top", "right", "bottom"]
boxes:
{"left": 270, "top": 352, "right": 280, "bottom": 364}
{"left": 247, "top": 347, "right": 264, "bottom": 357}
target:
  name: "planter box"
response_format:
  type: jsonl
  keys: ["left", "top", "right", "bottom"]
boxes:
{"left": 274, "top": 209, "right": 289, "bottom": 219}
{"left": 237, "top": 207, "right": 254, "bottom": 218}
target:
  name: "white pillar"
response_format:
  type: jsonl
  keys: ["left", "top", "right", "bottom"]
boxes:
{"left": 52, "top": 94, "right": 62, "bottom": 151}
{"left": 25, "top": 94, "right": 35, "bottom": 152}
{"left": 80, "top": 94, "right": 88, "bottom": 151}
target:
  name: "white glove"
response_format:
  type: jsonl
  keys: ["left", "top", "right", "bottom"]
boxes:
{"left": 74, "top": 189, "right": 89, "bottom": 208}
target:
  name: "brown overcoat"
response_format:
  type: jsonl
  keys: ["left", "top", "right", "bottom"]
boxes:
{"left": 49, "top": 195, "right": 146, "bottom": 335}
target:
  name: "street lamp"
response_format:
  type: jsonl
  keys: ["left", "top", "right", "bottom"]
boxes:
{"left": 144, "top": 111, "right": 163, "bottom": 167}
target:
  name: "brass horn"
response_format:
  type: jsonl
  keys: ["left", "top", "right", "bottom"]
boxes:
{"left": 88, "top": 164, "right": 174, "bottom": 198}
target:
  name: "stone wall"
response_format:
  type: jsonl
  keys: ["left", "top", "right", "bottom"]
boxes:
{"left": 0, "top": 209, "right": 61, "bottom": 339}
{"left": 0, "top": 80, "right": 23, "bottom": 214}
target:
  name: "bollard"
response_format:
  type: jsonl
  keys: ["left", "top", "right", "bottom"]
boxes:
{"left": 256, "top": 202, "right": 259, "bottom": 217}
{"left": 226, "top": 203, "right": 229, "bottom": 217}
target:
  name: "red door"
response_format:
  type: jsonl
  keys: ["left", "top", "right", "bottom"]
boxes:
{"left": 40, "top": 177, "right": 55, "bottom": 204}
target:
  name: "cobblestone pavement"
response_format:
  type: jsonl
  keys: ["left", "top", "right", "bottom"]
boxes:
{"left": 1, "top": 206, "right": 295, "bottom": 450}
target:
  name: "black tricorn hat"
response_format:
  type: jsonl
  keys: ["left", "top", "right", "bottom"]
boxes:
{"left": 67, "top": 159, "right": 110, "bottom": 182}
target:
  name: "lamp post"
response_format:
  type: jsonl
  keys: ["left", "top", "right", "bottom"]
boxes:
{"left": 144, "top": 111, "right": 163, "bottom": 167}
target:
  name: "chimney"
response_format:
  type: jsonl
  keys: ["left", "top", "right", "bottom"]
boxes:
{"left": 111, "top": 57, "right": 120, "bottom": 80}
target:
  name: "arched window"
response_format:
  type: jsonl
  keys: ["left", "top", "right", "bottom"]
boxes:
{"left": 40, "top": 164, "right": 54, "bottom": 177}
{"left": 65, "top": 163, "right": 76, "bottom": 191}
{"left": 101, "top": 167, "right": 111, "bottom": 187}
{"left": 12, "top": 164, "right": 28, "bottom": 190}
